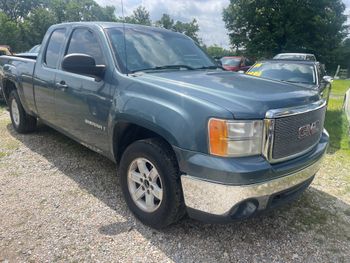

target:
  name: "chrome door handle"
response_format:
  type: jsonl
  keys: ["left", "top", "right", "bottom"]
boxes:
{"left": 56, "top": 81, "right": 68, "bottom": 91}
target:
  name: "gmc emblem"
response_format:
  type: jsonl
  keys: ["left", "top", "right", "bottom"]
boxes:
{"left": 298, "top": 120, "right": 320, "bottom": 139}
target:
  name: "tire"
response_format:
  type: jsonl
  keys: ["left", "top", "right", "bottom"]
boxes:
{"left": 119, "top": 138, "right": 185, "bottom": 229}
{"left": 9, "top": 90, "right": 37, "bottom": 133}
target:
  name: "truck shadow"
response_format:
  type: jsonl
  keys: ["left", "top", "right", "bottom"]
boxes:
{"left": 7, "top": 123, "right": 350, "bottom": 262}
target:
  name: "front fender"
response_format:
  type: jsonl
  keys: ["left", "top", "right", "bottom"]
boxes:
{"left": 109, "top": 77, "right": 233, "bottom": 154}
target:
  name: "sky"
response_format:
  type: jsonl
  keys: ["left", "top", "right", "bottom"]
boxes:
{"left": 96, "top": 0, "right": 350, "bottom": 49}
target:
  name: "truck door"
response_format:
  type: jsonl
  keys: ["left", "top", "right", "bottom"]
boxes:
{"left": 34, "top": 28, "right": 66, "bottom": 122}
{"left": 54, "top": 27, "right": 113, "bottom": 153}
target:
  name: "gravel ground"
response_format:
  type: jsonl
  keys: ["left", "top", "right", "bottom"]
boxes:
{"left": 0, "top": 106, "right": 349, "bottom": 262}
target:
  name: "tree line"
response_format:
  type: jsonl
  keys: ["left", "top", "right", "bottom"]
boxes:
{"left": 223, "top": 0, "right": 350, "bottom": 71}
{"left": 0, "top": 0, "right": 201, "bottom": 52}
{"left": 0, "top": 0, "right": 349, "bottom": 71}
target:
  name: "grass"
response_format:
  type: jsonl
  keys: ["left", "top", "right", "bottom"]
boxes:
{"left": 324, "top": 79, "right": 350, "bottom": 156}
{"left": 330, "top": 79, "right": 350, "bottom": 97}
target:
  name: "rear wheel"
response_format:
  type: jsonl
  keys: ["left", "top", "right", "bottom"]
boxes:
{"left": 9, "top": 90, "right": 37, "bottom": 133}
{"left": 119, "top": 138, "right": 185, "bottom": 229}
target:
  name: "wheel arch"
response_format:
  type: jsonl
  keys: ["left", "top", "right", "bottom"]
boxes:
{"left": 112, "top": 120, "right": 178, "bottom": 165}
{"left": 2, "top": 78, "right": 18, "bottom": 104}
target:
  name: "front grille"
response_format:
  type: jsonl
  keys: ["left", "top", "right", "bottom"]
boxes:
{"left": 272, "top": 106, "right": 326, "bottom": 160}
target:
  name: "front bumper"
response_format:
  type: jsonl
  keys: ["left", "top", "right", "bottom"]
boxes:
{"left": 178, "top": 131, "right": 328, "bottom": 222}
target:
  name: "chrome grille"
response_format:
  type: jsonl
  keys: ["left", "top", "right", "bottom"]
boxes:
{"left": 272, "top": 106, "right": 326, "bottom": 159}
{"left": 263, "top": 100, "right": 327, "bottom": 163}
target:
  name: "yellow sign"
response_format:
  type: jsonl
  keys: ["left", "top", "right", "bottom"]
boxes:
{"left": 247, "top": 71, "right": 262, "bottom": 77}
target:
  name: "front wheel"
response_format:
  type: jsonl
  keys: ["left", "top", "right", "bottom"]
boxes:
{"left": 119, "top": 138, "right": 185, "bottom": 229}
{"left": 9, "top": 90, "right": 37, "bottom": 133}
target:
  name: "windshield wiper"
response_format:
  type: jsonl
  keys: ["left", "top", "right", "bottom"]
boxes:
{"left": 131, "top": 65, "right": 195, "bottom": 73}
{"left": 281, "top": 80, "right": 312, "bottom": 84}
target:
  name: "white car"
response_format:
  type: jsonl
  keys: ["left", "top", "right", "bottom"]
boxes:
{"left": 273, "top": 53, "right": 316, "bottom": 61}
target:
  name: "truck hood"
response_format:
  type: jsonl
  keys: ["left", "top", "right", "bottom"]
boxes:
{"left": 134, "top": 70, "right": 320, "bottom": 119}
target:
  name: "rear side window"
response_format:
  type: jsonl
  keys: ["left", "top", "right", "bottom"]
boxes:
{"left": 66, "top": 28, "right": 105, "bottom": 65}
{"left": 45, "top": 29, "right": 66, "bottom": 68}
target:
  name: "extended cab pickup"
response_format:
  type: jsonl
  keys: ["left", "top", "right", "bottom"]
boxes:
{"left": 0, "top": 22, "right": 329, "bottom": 228}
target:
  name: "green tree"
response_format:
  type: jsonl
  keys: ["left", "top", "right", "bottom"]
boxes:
{"left": 124, "top": 6, "right": 151, "bottom": 26}
{"left": 335, "top": 38, "right": 350, "bottom": 75}
{"left": 22, "top": 8, "right": 57, "bottom": 48}
{"left": 0, "top": 0, "right": 117, "bottom": 52}
{"left": 156, "top": 14, "right": 201, "bottom": 44}
{"left": 0, "top": 0, "right": 46, "bottom": 21}
{"left": 156, "top": 14, "right": 174, "bottom": 29}
{"left": 223, "top": 0, "right": 348, "bottom": 67}
{"left": 205, "top": 45, "right": 234, "bottom": 58}
{"left": 173, "top": 19, "right": 201, "bottom": 43}
{"left": 48, "top": 0, "right": 116, "bottom": 23}
{"left": 0, "top": 12, "right": 23, "bottom": 50}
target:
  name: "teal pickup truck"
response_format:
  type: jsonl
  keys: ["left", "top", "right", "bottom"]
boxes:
{"left": 0, "top": 22, "right": 329, "bottom": 228}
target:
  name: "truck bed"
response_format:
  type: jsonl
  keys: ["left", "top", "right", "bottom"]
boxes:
{"left": 0, "top": 55, "right": 37, "bottom": 113}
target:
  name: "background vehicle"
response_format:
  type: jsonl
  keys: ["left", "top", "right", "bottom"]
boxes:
{"left": 273, "top": 53, "right": 317, "bottom": 61}
{"left": 28, "top": 44, "right": 41, "bottom": 53}
{"left": 0, "top": 22, "right": 328, "bottom": 228}
{"left": 0, "top": 45, "right": 12, "bottom": 100}
{"left": 220, "top": 56, "right": 253, "bottom": 72}
{"left": 246, "top": 60, "right": 332, "bottom": 102}
{"left": 16, "top": 44, "right": 41, "bottom": 59}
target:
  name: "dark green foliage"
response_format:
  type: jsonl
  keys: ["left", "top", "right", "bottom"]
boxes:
{"left": 123, "top": 6, "right": 151, "bottom": 26}
{"left": 0, "top": 0, "right": 117, "bottom": 52}
{"left": 0, "top": 2, "right": 201, "bottom": 52}
{"left": 156, "top": 14, "right": 201, "bottom": 44}
{"left": 335, "top": 38, "right": 350, "bottom": 74}
{"left": 0, "top": 12, "right": 25, "bottom": 51}
{"left": 205, "top": 45, "right": 235, "bottom": 58}
{"left": 223, "top": 0, "right": 348, "bottom": 69}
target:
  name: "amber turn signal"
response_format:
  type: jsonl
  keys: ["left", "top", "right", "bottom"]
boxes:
{"left": 208, "top": 118, "right": 228, "bottom": 156}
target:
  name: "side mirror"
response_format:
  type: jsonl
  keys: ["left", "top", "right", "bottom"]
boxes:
{"left": 62, "top": 53, "right": 105, "bottom": 78}
{"left": 322, "top": 76, "right": 333, "bottom": 83}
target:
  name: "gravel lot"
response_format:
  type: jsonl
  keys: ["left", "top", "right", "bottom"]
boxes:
{"left": 0, "top": 104, "right": 349, "bottom": 262}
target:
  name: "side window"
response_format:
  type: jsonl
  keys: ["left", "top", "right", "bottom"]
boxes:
{"left": 66, "top": 28, "right": 105, "bottom": 65}
{"left": 45, "top": 29, "right": 66, "bottom": 68}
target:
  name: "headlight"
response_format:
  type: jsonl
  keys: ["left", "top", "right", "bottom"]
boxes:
{"left": 208, "top": 118, "right": 263, "bottom": 157}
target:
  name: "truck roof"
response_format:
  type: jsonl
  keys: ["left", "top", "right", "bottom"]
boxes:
{"left": 51, "top": 21, "right": 177, "bottom": 33}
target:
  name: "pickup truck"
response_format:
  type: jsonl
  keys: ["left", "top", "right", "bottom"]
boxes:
{"left": 0, "top": 22, "right": 329, "bottom": 228}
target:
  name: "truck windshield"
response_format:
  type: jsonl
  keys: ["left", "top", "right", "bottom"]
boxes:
{"left": 106, "top": 27, "right": 216, "bottom": 73}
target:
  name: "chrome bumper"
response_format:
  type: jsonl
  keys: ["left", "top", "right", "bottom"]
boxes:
{"left": 181, "top": 158, "right": 323, "bottom": 216}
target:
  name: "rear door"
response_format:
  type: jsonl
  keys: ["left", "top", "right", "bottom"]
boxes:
{"left": 54, "top": 26, "right": 113, "bottom": 152}
{"left": 34, "top": 28, "right": 67, "bottom": 122}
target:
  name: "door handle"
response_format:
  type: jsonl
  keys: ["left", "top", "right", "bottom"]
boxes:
{"left": 56, "top": 81, "right": 68, "bottom": 91}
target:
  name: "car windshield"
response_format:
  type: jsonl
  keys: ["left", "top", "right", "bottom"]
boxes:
{"left": 275, "top": 54, "right": 306, "bottom": 60}
{"left": 106, "top": 27, "right": 216, "bottom": 73}
{"left": 246, "top": 62, "right": 316, "bottom": 85}
{"left": 221, "top": 57, "right": 241, "bottom": 66}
